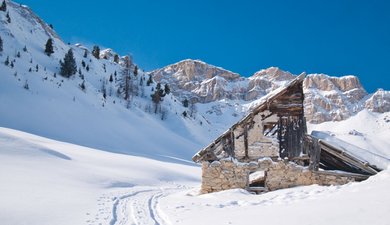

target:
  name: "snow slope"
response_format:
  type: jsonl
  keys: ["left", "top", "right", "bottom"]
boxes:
{"left": 160, "top": 170, "right": 390, "bottom": 225}
{"left": 0, "top": 127, "right": 200, "bottom": 225}
{"left": 308, "top": 110, "right": 390, "bottom": 161}
{"left": 1, "top": 126, "right": 390, "bottom": 225}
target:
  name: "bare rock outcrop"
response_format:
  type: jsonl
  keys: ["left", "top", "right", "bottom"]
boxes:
{"left": 150, "top": 59, "right": 245, "bottom": 102}
{"left": 365, "top": 89, "right": 390, "bottom": 113}
{"left": 303, "top": 74, "right": 367, "bottom": 123}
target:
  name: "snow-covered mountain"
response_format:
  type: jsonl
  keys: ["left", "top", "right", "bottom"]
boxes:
{"left": 149, "top": 59, "right": 390, "bottom": 123}
{"left": 0, "top": 1, "right": 217, "bottom": 162}
{"left": 1, "top": 0, "right": 389, "bottom": 162}
{"left": 1, "top": 1, "right": 390, "bottom": 225}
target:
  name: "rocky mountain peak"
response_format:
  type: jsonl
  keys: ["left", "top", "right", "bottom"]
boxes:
{"left": 150, "top": 59, "right": 244, "bottom": 102}
{"left": 304, "top": 74, "right": 364, "bottom": 92}
{"left": 365, "top": 89, "right": 390, "bottom": 113}
{"left": 152, "top": 59, "right": 241, "bottom": 83}
{"left": 251, "top": 66, "right": 295, "bottom": 81}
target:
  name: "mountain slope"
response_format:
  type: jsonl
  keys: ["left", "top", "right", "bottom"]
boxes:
{"left": 0, "top": 1, "right": 216, "bottom": 162}
{"left": 0, "top": 127, "right": 200, "bottom": 225}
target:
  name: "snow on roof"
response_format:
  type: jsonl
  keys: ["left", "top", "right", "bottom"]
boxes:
{"left": 311, "top": 131, "right": 390, "bottom": 170}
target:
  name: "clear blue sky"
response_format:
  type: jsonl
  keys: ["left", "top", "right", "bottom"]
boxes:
{"left": 19, "top": 0, "right": 390, "bottom": 92}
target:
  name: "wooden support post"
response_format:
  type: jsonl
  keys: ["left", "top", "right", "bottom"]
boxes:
{"left": 244, "top": 124, "right": 249, "bottom": 159}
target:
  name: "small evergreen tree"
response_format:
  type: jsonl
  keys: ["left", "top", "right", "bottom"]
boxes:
{"left": 83, "top": 49, "right": 88, "bottom": 58}
{"left": 113, "top": 54, "right": 119, "bottom": 63}
{"left": 164, "top": 84, "right": 170, "bottom": 95}
{"left": 59, "top": 49, "right": 77, "bottom": 78}
{"left": 44, "top": 38, "right": 54, "bottom": 56}
{"left": 16, "top": 51, "right": 21, "bottom": 58}
{"left": 10, "top": 61, "right": 14, "bottom": 68}
{"left": 189, "top": 101, "right": 197, "bottom": 118}
{"left": 109, "top": 74, "right": 113, "bottom": 82}
{"left": 4, "top": 56, "right": 9, "bottom": 66}
{"left": 101, "top": 80, "right": 107, "bottom": 99}
{"left": 0, "top": 35, "right": 3, "bottom": 52}
{"left": 0, "top": 0, "right": 6, "bottom": 11}
{"left": 146, "top": 74, "right": 153, "bottom": 86}
{"left": 119, "top": 56, "right": 132, "bottom": 100}
{"left": 134, "top": 65, "right": 138, "bottom": 76}
{"left": 182, "top": 98, "right": 189, "bottom": 108}
{"left": 6, "top": 11, "right": 10, "bottom": 23}
{"left": 92, "top": 45, "right": 100, "bottom": 59}
{"left": 150, "top": 83, "right": 166, "bottom": 114}
{"left": 80, "top": 81, "right": 86, "bottom": 91}
{"left": 86, "top": 65, "right": 89, "bottom": 71}
{"left": 23, "top": 80, "right": 29, "bottom": 90}
{"left": 23, "top": 45, "right": 27, "bottom": 52}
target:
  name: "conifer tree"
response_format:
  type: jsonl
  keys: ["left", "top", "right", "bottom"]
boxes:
{"left": 164, "top": 83, "right": 170, "bottom": 95}
{"left": 44, "top": 38, "right": 54, "bottom": 56}
{"left": 150, "top": 83, "right": 166, "bottom": 114}
{"left": 4, "top": 56, "right": 9, "bottom": 66}
{"left": 23, "top": 80, "right": 29, "bottom": 90}
{"left": 0, "top": 0, "right": 6, "bottom": 12}
{"left": 113, "top": 54, "right": 119, "bottom": 63}
{"left": 59, "top": 49, "right": 77, "bottom": 78}
{"left": 92, "top": 45, "right": 100, "bottom": 59}
{"left": 0, "top": 35, "right": 3, "bottom": 52}
{"left": 119, "top": 56, "right": 131, "bottom": 100}
{"left": 83, "top": 49, "right": 88, "bottom": 58}
{"left": 134, "top": 65, "right": 138, "bottom": 76}
{"left": 182, "top": 98, "right": 189, "bottom": 108}
{"left": 146, "top": 74, "right": 153, "bottom": 86}
{"left": 80, "top": 81, "right": 86, "bottom": 91}
{"left": 6, "top": 11, "right": 10, "bottom": 23}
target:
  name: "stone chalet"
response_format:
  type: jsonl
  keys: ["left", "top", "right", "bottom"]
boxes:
{"left": 192, "top": 74, "right": 380, "bottom": 194}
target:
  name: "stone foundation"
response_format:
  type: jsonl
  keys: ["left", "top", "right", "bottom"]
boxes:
{"left": 264, "top": 159, "right": 353, "bottom": 191}
{"left": 201, "top": 159, "right": 253, "bottom": 194}
{"left": 201, "top": 158, "right": 354, "bottom": 194}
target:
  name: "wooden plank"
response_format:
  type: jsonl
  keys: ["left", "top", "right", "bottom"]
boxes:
{"left": 313, "top": 170, "right": 370, "bottom": 181}
{"left": 319, "top": 140, "right": 378, "bottom": 175}
{"left": 244, "top": 124, "right": 249, "bottom": 159}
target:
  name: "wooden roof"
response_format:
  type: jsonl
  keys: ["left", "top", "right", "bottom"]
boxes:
{"left": 192, "top": 73, "right": 306, "bottom": 163}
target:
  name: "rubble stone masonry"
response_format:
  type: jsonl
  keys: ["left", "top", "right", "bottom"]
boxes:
{"left": 201, "top": 158, "right": 354, "bottom": 194}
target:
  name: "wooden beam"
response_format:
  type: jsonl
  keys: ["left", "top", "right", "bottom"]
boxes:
{"left": 313, "top": 170, "right": 370, "bottom": 181}
{"left": 319, "top": 140, "right": 378, "bottom": 175}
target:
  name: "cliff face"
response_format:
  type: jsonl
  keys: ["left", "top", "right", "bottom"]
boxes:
{"left": 150, "top": 60, "right": 389, "bottom": 123}
{"left": 303, "top": 74, "right": 368, "bottom": 123}
{"left": 365, "top": 89, "right": 390, "bottom": 113}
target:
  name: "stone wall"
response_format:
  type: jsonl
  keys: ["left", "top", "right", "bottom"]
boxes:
{"left": 201, "top": 159, "right": 255, "bottom": 194}
{"left": 263, "top": 159, "right": 354, "bottom": 191}
{"left": 201, "top": 158, "right": 354, "bottom": 194}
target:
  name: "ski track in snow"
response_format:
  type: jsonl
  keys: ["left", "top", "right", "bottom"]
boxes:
{"left": 88, "top": 185, "right": 181, "bottom": 225}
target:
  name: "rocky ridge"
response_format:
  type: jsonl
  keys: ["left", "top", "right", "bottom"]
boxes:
{"left": 150, "top": 59, "right": 389, "bottom": 123}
